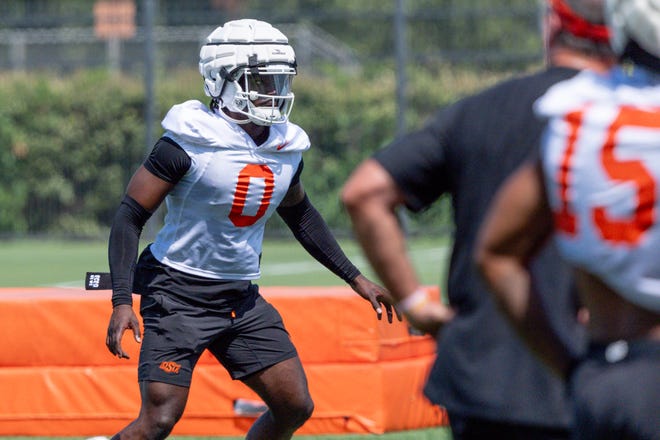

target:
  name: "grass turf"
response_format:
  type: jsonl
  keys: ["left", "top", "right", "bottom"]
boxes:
{"left": 0, "top": 236, "right": 449, "bottom": 288}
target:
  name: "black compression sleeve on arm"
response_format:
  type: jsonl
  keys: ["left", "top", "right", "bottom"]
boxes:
{"left": 144, "top": 137, "right": 191, "bottom": 184}
{"left": 108, "top": 195, "right": 153, "bottom": 307}
{"left": 277, "top": 194, "right": 361, "bottom": 284}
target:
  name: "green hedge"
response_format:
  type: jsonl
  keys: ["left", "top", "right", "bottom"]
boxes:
{"left": 0, "top": 66, "right": 513, "bottom": 237}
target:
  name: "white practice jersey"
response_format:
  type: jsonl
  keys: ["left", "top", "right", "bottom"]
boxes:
{"left": 150, "top": 100, "right": 310, "bottom": 279}
{"left": 536, "top": 66, "right": 660, "bottom": 313}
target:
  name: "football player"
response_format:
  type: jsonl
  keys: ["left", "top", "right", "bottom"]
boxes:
{"left": 105, "top": 19, "right": 398, "bottom": 439}
{"left": 476, "top": 0, "right": 660, "bottom": 438}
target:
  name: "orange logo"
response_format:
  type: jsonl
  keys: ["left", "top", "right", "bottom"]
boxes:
{"left": 159, "top": 361, "right": 181, "bottom": 374}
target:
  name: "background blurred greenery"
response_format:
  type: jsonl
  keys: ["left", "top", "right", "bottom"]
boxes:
{"left": 0, "top": 66, "right": 516, "bottom": 238}
{"left": 0, "top": 0, "right": 544, "bottom": 240}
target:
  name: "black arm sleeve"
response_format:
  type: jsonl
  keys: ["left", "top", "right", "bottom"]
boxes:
{"left": 277, "top": 194, "right": 361, "bottom": 284}
{"left": 108, "top": 195, "right": 153, "bottom": 307}
{"left": 144, "top": 136, "right": 191, "bottom": 184}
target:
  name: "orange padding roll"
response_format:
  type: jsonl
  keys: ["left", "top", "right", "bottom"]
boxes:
{"left": 0, "top": 286, "right": 447, "bottom": 436}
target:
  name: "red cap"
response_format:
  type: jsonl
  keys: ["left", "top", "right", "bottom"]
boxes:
{"left": 550, "top": 0, "right": 610, "bottom": 43}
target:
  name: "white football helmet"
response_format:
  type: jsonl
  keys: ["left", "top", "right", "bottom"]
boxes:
{"left": 199, "top": 19, "right": 297, "bottom": 126}
{"left": 605, "top": 0, "right": 660, "bottom": 57}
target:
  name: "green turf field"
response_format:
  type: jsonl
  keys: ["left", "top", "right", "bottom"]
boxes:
{"left": 0, "top": 236, "right": 450, "bottom": 289}
{"left": 0, "top": 236, "right": 452, "bottom": 439}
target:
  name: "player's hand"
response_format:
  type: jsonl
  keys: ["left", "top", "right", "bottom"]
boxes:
{"left": 106, "top": 304, "right": 142, "bottom": 359}
{"left": 403, "top": 301, "right": 455, "bottom": 337}
{"left": 349, "top": 274, "right": 403, "bottom": 323}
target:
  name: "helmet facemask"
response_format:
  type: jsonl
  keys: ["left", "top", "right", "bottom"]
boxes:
{"left": 222, "top": 61, "right": 296, "bottom": 126}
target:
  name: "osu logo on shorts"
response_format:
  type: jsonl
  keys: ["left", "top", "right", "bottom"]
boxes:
{"left": 159, "top": 361, "right": 182, "bottom": 374}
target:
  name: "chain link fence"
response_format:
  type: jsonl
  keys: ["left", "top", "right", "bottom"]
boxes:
{"left": 0, "top": 1, "right": 543, "bottom": 239}
{"left": 0, "top": 1, "right": 542, "bottom": 73}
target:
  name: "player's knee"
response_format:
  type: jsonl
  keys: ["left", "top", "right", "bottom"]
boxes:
{"left": 272, "top": 395, "right": 314, "bottom": 429}
{"left": 143, "top": 412, "right": 179, "bottom": 440}
{"left": 299, "top": 396, "right": 315, "bottom": 421}
{"left": 289, "top": 395, "right": 315, "bottom": 428}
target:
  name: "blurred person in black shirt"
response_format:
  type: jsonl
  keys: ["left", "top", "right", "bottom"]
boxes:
{"left": 341, "top": 1, "right": 615, "bottom": 439}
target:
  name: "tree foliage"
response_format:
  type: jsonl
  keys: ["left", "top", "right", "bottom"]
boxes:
{"left": 0, "top": 65, "right": 513, "bottom": 237}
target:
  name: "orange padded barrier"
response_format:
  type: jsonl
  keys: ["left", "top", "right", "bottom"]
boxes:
{"left": 0, "top": 286, "right": 447, "bottom": 436}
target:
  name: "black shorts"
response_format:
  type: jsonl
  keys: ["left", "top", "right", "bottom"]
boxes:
{"left": 134, "top": 246, "right": 298, "bottom": 387}
{"left": 569, "top": 339, "right": 660, "bottom": 440}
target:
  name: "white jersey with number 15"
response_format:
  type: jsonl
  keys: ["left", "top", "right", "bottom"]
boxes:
{"left": 536, "top": 66, "right": 660, "bottom": 313}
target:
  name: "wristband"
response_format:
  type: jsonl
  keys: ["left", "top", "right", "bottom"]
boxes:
{"left": 397, "top": 288, "right": 430, "bottom": 314}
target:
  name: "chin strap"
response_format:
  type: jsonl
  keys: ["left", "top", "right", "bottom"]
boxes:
{"left": 216, "top": 106, "right": 251, "bottom": 125}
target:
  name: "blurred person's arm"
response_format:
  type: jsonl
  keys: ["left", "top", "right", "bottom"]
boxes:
{"left": 475, "top": 160, "right": 575, "bottom": 377}
{"left": 341, "top": 159, "right": 454, "bottom": 335}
